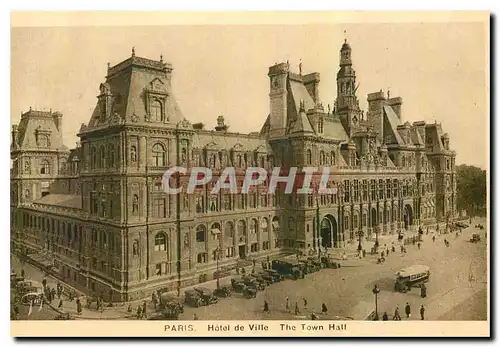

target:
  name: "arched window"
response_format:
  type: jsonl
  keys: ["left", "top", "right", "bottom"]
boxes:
{"left": 250, "top": 219, "right": 258, "bottom": 234}
{"left": 99, "top": 145, "right": 105, "bottom": 168}
{"left": 154, "top": 232, "right": 167, "bottom": 251}
{"left": 261, "top": 217, "right": 269, "bottom": 233}
{"left": 196, "top": 225, "right": 206, "bottom": 242}
{"left": 40, "top": 160, "right": 51, "bottom": 174}
{"left": 319, "top": 151, "right": 325, "bottom": 165}
{"left": 306, "top": 149, "right": 312, "bottom": 165}
{"left": 318, "top": 118, "right": 324, "bottom": 133}
{"left": 152, "top": 143, "right": 167, "bottom": 167}
{"left": 224, "top": 221, "right": 234, "bottom": 239}
{"left": 108, "top": 145, "right": 115, "bottom": 167}
{"left": 238, "top": 220, "right": 246, "bottom": 241}
{"left": 151, "top": 100, "right": 163, "bottom": 122}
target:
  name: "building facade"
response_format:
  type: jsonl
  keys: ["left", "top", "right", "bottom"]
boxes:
{"left": 10, "top": 41, "right": 457, "bottom": 301}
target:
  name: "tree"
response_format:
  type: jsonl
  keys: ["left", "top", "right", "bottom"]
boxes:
{"left": 456, "top": 165, "right": 487, "bottom": 216}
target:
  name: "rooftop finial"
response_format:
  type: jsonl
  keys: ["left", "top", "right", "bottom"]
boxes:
{"left": 299, "top": 59, "right": 302, "bottom": 75}
{"left": 387, "top": 88, "right": 390, "bottom": 99}
{"left": 107, "top": 62, "right": 110, "bottom": 69}
{"left": 160, "top": 54, "right": 163, "bottom": 63}
{"left": 132, "top": 46, "right": 135, "bottom": 57}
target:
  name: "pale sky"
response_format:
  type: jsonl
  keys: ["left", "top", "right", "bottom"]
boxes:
{"left": 11, "top": 22, "right": 488, "bottom": 169}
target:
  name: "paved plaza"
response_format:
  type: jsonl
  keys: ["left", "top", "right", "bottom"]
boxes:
{"left": 11, "top": 218, "right": 487, "bottom": 321}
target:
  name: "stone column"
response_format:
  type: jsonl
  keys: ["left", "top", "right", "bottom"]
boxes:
{"left": 139, "top": 136, "right": 147, "bottom": 169}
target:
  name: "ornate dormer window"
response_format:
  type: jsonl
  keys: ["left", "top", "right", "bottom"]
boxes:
{"left": 145, "top": 78, "right": 168, "bottom": 123}
{"left": 35, "top": 126, "right": 51, "bottom": 148}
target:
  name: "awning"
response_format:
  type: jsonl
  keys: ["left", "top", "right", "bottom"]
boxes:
{"left": 272, "top": 220, "right": 280, "bottom": 229}
{"left": 260, "top": 220, "right": 268, "bottom": 229}
{"left": 210, "top": 228, "right": 221, "bottom": 235}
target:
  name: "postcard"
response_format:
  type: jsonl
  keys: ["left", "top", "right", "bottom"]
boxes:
{"left": 10, "top": 11, "right": 489, "bottom": 337}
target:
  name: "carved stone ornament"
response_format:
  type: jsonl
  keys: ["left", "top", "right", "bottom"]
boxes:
{"left": 178, "top": 119, "right": 191, "bottom": 129}
{"left": 131, "top": 113, "right": 139, "bottom": 123}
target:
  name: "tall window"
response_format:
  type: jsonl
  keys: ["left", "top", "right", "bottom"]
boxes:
{"left": 362, "top": 180, "right": 368, "bottom": 201}
{"left": 152, "top": 143, "right": 167, "bottom": 167}
{"left": 370, "top": 179, "right": 376, "bottom": 201}
{"left": 108, "top": 145, "right": 115, "bottom": 167}
{"left": 306, "top": 149, "right": 312, "bottom": 165}
{"left": 353, "top": 180, "right": 359, "bottom": 202}
{"left": 318, "top": 118, "right": 324, "bottom": 133}
{"left": 154, "top": 232, "right": 167, "bottom": 251}
{"left": 393, "top": 179, "right": 399, "bottom": 198}
{"left": 98, "top": 145, "right": 105, "bottom": 168}
{"left": 319, "top": 151, "right": 325, "bottom": 165}
{"left": 378, "top": 179, "right": 384, "bottom": 200}
{"left": 344, "top": 180, "right": 350, "bottom": 202}
{"left": 196, "top": 225, "right": 206, "bottom": 242}
{"left": 40, "top": 160, "right": 51, "bottom": 174}
{"left": 151, "top": 100, "right": 163, "bottom": 122}
{"left": 386, "top": 179, "right": 392, "bottom": 199}
{"left": 153, "top": 198, "right": 166, "bottom": 218}
{"left": 331, "top": 151, "right": 336, "bottom": 165}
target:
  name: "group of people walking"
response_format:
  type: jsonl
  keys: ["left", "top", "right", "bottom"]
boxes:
{"left": 383, "top": 303, "right": 426, "bottom": 321}
{"left": 263, "top": 296, "right": 328, "bottom": 318}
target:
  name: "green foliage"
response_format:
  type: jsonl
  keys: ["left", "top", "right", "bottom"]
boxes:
{"left": 456, "top": 164, "right": 487, "bottom": 216}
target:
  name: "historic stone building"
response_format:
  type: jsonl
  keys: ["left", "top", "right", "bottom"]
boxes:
{"left": 10, "top": 41, "right": 457, "bottom": 301}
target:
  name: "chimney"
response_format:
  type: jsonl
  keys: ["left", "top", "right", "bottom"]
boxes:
{"left": 11, "top": 125, "right": 18, "bottom": 149}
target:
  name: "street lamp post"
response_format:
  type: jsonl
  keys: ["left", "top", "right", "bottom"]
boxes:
{"left": 374, "top": 226, "right": 379, "bottom": 248}
{"left": 216, "top": 246, "right": 222, "bottom": 289}
{"left": 372, "top": 284, "right": 380, "bottom": 320}
{"left": 356, "top": 230, "right": 364, "bottom": 251}
{"left": 315, "top": 194, "right": 321, "bottom": 259}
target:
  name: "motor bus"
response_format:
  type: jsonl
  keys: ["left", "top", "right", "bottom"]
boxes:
{"left": 394, "top": 265, "right": 430, "bottom": 293}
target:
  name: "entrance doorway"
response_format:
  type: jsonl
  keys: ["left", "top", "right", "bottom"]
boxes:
{"left": 320, "top": 218, "right": 332, "bottom": 248}
{"left": 404, "top": 204, "right": 413, "bottom": 230}
{"left": 238, "top": 245, "right": 246, "bottom": 259}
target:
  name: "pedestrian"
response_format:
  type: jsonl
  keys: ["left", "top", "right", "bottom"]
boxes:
{"left": 295, "top": 302, "right": 300, "bottom": 315}
{"left": 393, "top": 306, "right": 401, "bottom": 320}
{"left": 400, "top": 245, "right": 404, "bottom": 253}
{"left": 311, "top": 312, "right": 318, "bottom": 320}
{"left": 386, "top": 249, "right": 389, "bottom": 257}
{"left": 76, "top": 298, "right": 82, "bottom": 315}
{"left": 420, "top": 284, "right": 427, "bottom": 298}
{"left": 420, "top": 305, "right": 425, "bottom": 320}
{"left": 253, "top": 259, "right": 256, "bottom": 268}
{"left": 362, "top": 249, "right": 366, "bottom": 258}
{"left": 321, "top": 303, "right": 328, "bottom": 314}
{"left": 127, "top": 304, "right": 132, "bottom": 313}
{"left": 21, "top": 269, "right": 25, "bottom": 278}
{"left": 392, "top": 245, "right": 395, "bottom": 253}
{"left": 417, "top": 242, "right": 421, "bottom": 250}
{"left": 58, "top": 298, "right": 63, "bottom": 309}
{"left": 193, "top": 313, "right": 199, "bottom": 320}
{"left": 432, "top": 235, "right": 435, "bottom": 242}
{"left": 285, "top": 297, "right": 290, "bottom": 312}
{"left": 42, "top": 277, "right": 47, "bottom": 288}
{"left": 303, "top": 298, "right": 308, "bottom": 310}
{"left": 152, "top": 291, "right": 157, "bottom": 309}
{"left": 382, "top": 312, "right": 388, "bottom": 321}
{"left": 142, "top": 300, "right": 147, "bottom": 319}
{"left": 263, "top": 301, "right": 269, "bottom": 313}
{"left": 136, "top": 306, "right": 142, "bottom": 319}
{"left": 405, "top": 302, "right": 411, "bottom": 318}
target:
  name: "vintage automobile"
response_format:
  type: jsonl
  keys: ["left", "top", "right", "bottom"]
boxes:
{"left": 194, "top": 287, "right": 219, "bottom": 305}
{"left": 250, "top": 273, "right": 271, "bottom": 286}
{"left": 470, "top": 233, "right": 481, "bottom": 243}
{"left": 242, "top": 276, "right": 265, "bottom": 290}
{"left": 394, "top": 265, "right": 431, "bottom": 293}
{"left": 271, "top": 260, "right": 305, "bottom": 280}
{"left": 243, "top": 286, "right": 257, "bottom": 299}
{"left": 231, "top": 278, "right": 247, "bottom": 292}
{"left": 455, "top": 221, "right": 469, "bottom": 229}
{"left": 263, "top": 269, "right": 283, "bottom": 282}
{"left": 258, "top": 271, "right": 276, "bottom": 284}
{"left": 159, "top": 293, "right": 184, "bottom": 313}
{"left": 213, "top": 285, "right": 232, "bottom": 298}
{"left": 149, "top": 302, "right": 182, "bottom": 320}
{"left": 184, "top": 290, "right": 204, "bottom": 307}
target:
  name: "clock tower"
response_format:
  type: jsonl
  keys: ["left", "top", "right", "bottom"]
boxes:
{"left": 268, "top": 62, "right": 289, "bottom": 139}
